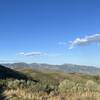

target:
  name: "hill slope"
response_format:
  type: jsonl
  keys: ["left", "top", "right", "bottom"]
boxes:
{"left": 0, "top": 64, "right": 38, "bottom": 82}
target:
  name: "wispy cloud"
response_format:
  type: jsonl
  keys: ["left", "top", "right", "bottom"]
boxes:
{"left": 18, "top": 51, "right": 47, "bottom": 57}
{"left": 17, "top": 51, "right": 63, "bottom": 58}
{"left": 69, "top": 34, "right": 100, "bottom": 49}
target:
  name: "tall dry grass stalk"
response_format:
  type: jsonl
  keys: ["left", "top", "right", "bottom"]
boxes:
{"left": 3, "top": 88, "right": 100, "bottom": 100}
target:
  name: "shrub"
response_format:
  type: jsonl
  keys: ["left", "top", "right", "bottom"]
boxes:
{"left": 58, "top": 79, "right": 75, "bottom": 93}
{"left": 85, "top": 80, "right": 98, "bottom": 91}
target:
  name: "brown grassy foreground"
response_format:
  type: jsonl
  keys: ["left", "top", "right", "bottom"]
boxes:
{"left": 4, "top": 88, "right": 100, "bottom": 100}
{"left": 0, "top": 67, "right": 100, "bottom": 100}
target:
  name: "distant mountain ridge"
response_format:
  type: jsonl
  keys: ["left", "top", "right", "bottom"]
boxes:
{"left": 2, "top": 62, "right": 100, "bottom": 75}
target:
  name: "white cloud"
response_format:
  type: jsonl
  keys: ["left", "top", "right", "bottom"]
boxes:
{"left": 18, "top": 51, "right": 46, "bottom": 57}
{"left": 69, "top": 34, "right": 100, "bottom": 49}
{"left": 18, "top": 51, "right": 63, "bottom": 58}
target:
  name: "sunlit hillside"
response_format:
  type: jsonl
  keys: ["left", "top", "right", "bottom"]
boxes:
{"left": 0, "top": 65, "right": 100, "bottom": 100}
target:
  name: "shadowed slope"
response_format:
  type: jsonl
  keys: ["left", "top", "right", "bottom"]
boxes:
{"left": 0, "top": 64, "right": 39, "bottom": 82}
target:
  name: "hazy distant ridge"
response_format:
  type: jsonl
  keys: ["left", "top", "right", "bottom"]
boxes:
{"left": 2, "top": 63, "right": 100, "bottom": 75}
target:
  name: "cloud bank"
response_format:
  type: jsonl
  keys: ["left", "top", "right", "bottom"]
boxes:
{"left": 18, "top": 52, "right": 46, "bottom": 57}
{"left": 69, "top": 34, "right": 100, "bottom": 49}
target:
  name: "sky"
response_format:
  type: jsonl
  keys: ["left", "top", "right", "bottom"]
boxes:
{"left": 0, "top": 0, "right": 100, "bottom": 67}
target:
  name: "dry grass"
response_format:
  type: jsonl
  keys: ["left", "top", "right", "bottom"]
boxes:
{"left": 4, "top": 88, "right": 100, "bottom": 100}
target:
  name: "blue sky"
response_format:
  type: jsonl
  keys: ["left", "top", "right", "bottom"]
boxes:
{"left": 0, "top": 0, "right": 100, "bottom": 67}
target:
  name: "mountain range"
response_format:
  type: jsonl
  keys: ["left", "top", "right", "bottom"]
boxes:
{"left": 2, "top": 62, "right": 100, "bottom": 75}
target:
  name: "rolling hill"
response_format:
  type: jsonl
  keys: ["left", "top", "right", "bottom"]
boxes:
{"left": 0, "top": 64, "right": 100, "bottom": 100}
